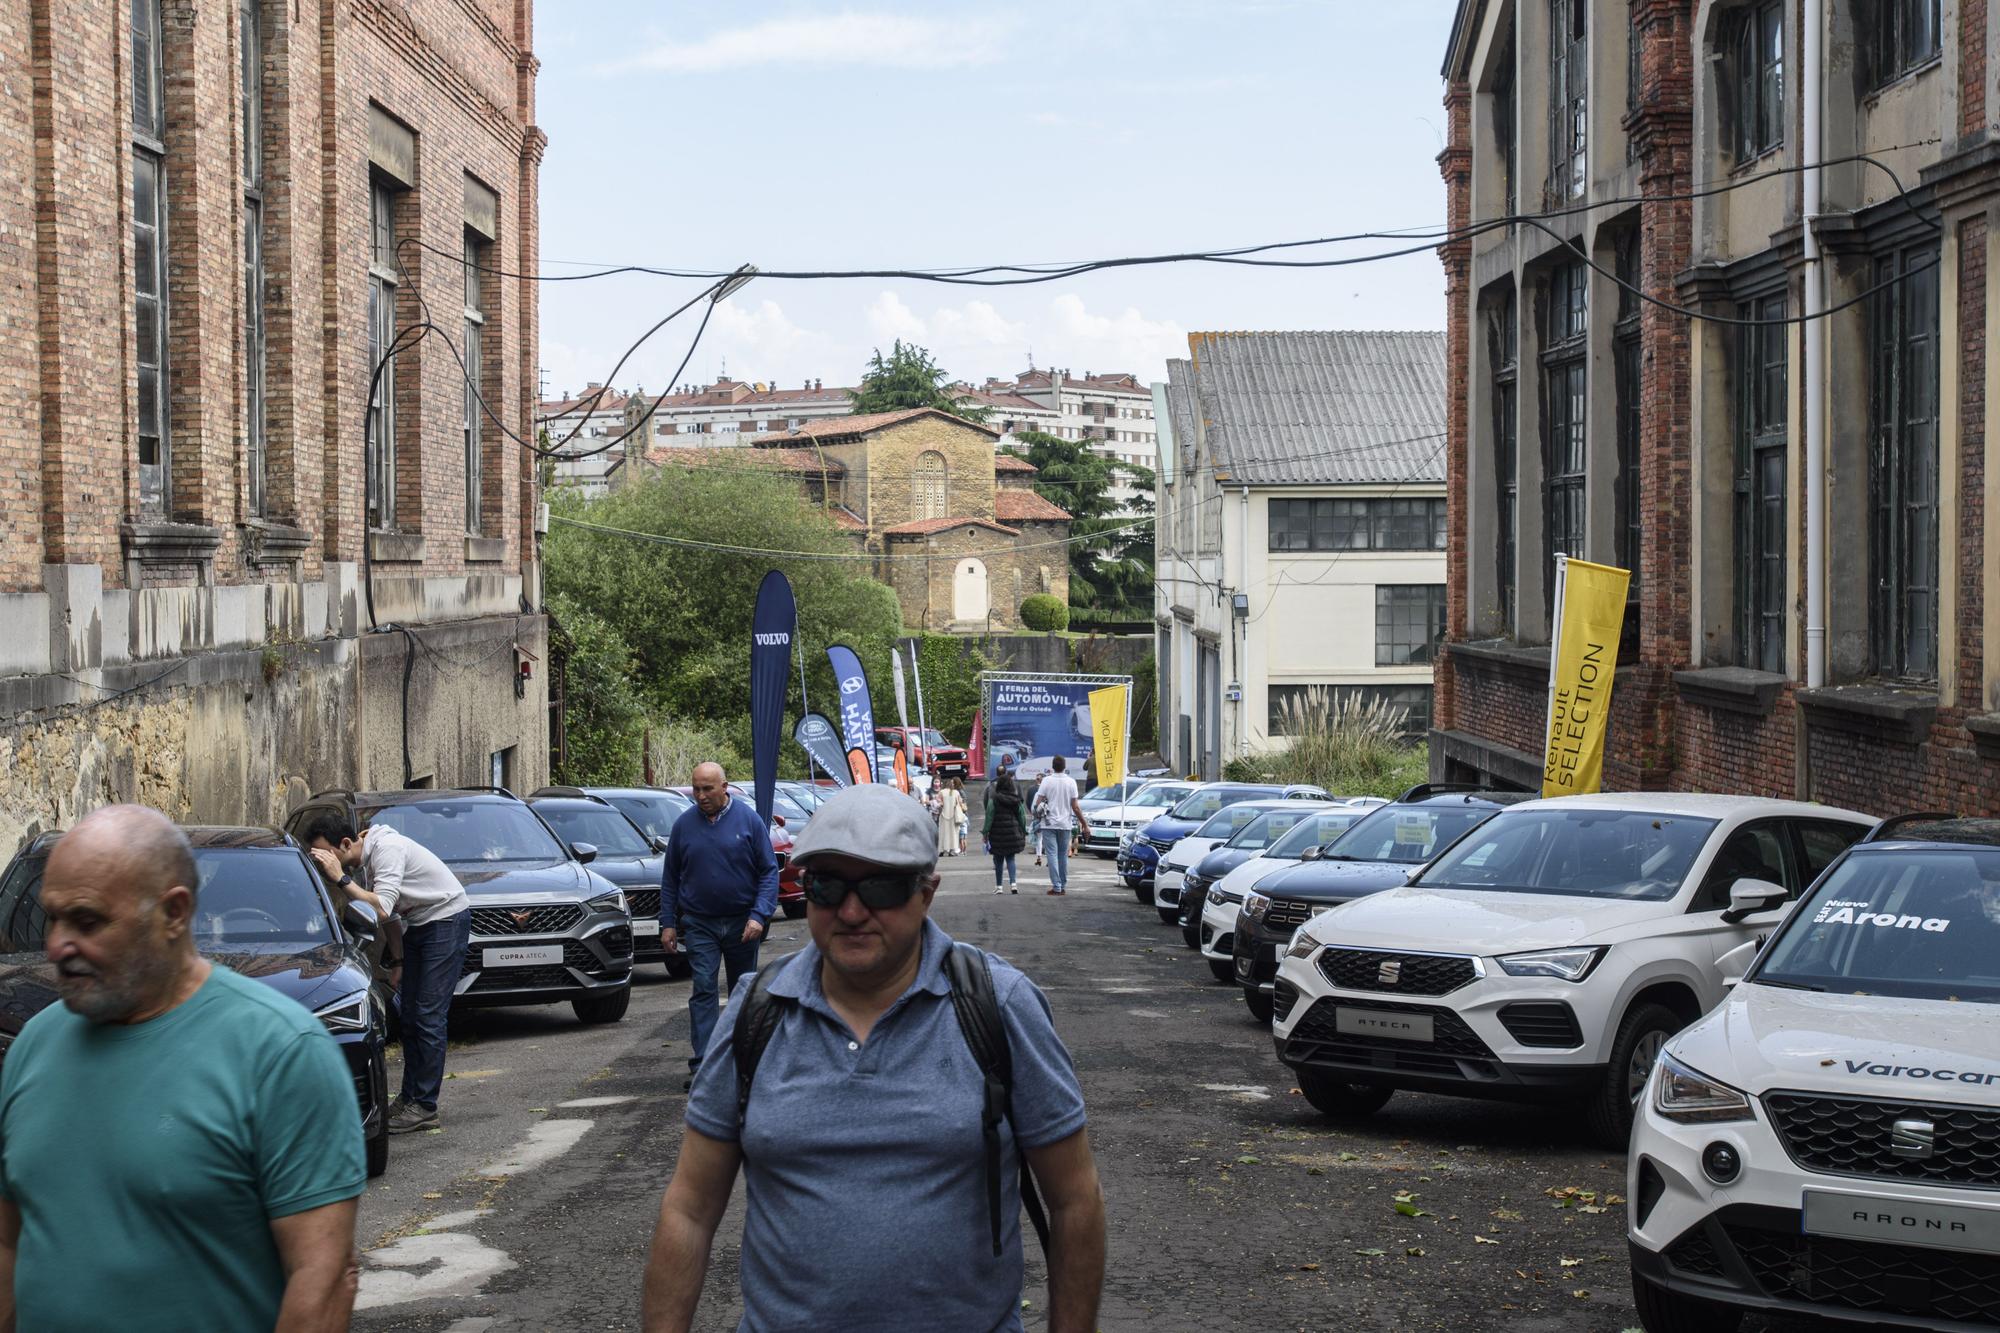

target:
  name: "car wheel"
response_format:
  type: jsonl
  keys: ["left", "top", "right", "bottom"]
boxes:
{"left": 1155, "top": 905, "right": 1178, "bottom": 926}
{"left": 1297, "top": 1069, "right": 1394, "bottom": 1119}
{"left": 781, "top": 900, "right": 807, "bottom": 920}
{"left": 1092, "top": 851, "right": 1115, "bottom": 860}
{"left": 663, "top": 955, "right": 692, "bottom": 981}
{"left": 1206, "top": 957, "right": 1234, "bottom": 984}
{"left": 1131, "top": 881, "right": 1153, "bottom": 905}
{"left": 1182, "top": 916, "right": 1201, "bottom": 950}
{"left": 366, "top": 1115, "right": 390, "bottom": 1178}
{"left": 1242, "top": 987, "right": 1273, "bottom": 1024}
{"left": 572, "top": 987, "right": 632, "bottom": 1025}
{"left": 1631, "top": 1271, "right": 1743, "bottom": 1333}
{"left": 1585, "top": 1002, "right": 1682, "bottom": 1149}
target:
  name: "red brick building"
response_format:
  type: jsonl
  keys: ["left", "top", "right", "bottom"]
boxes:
{"left": 0, "top": 0, "right": 546, "bottom": 846}
{"left": 1436, "top": 0, "right": 1999, "bottom": 815}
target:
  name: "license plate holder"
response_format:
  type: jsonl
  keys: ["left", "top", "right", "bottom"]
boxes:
{"left": 632, "top": 918, "right": 661, "bottom": 937}
{"left": 1335, "top": 1007, "right": 1435, "bottom": 1043}
{"left": 482, "top": 944, "right": 564, "bottom": 968}
{"left": 1803, "top": 1189, "right": 2000, "bottom": 1255}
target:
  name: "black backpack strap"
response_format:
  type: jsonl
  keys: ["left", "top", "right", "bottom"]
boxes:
{"left": 732, "top": 951, "right": 802, "bottom": 1125}
{"left": 943, "top": 941, "right": 1052, "bottom": 1260}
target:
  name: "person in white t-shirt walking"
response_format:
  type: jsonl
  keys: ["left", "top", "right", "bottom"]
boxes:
{"left": 304, "top": 814, "right": 471, "bottom": 1133}
{"left": 1031, "top": 756, "right": 1091, "bottom": 896}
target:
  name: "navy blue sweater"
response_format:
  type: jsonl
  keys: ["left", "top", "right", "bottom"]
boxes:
{"left": 660, "top": 797, "right": 780, "bottom": 926}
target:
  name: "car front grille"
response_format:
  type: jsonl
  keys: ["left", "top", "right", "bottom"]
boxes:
{"left": 1317, "top": 948, "right": 1478, "bottom": 997}
{"left": 470, "top": 904, "right": 584, "bottom": 936}
{"left": 1726, "top": 1221, "right": 2000, "bottom": 1325}
{"left": 624, "top": 888, "right": 660, "bottom": 918}
{"left": 1145, "top": 838, "right": 1175, "bottom": 853}
{"left": 1764, "top": 1092, "right": 2000, "bottom": 1190}
{"left": 602, "top": 925, "right": 633, "bottom": 958}
{"left": 1263, "top": 897, "right": 1315, "bottom": 930}
{"left": 1285, "top": 998, "right": 1497, "bottom": 1071}
{"left": 1665, "top": 1230, "right": 1724, "bottom": 1278}
{"left": 1497, "top": 1001, "right": 1583, "bottom": 1048}
{"left": 464, "top": 938, "right": 611, "bottom": 991}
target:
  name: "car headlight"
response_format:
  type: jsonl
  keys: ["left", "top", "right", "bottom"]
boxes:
{"left": 1207, "top": 885, "right": 1230, "bottom": 906}
{"left": 1284, "top": 928, "right": 1320, "bottom": 961}
{"left": 314, "top": 990, "right": 371, "bottom": 1034}
{"left": 1653, "top": 1052, "right": 1754, "bottom": 1124}
{"left": 1495, "top": 946, "right": 1605, "bottom": 982}
{"left": 587, "top": 889, "right": 629, "bottom": 916}
{"left": 1242, "top": 892, "right": 1271, "bottom": 921}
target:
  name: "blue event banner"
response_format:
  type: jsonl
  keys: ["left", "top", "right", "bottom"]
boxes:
{"left": 987, "top": 677, "right": 1102, "bottom": 784}
{"left": 825, "top": 644, "right": 878, "bottom": 783}
{"left": 749, "top": 571, "right": 797, "bottom": 826}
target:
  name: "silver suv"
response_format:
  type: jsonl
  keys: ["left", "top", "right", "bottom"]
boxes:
{"left": 285, "top": 788, "right": 634, "bottom": 1024}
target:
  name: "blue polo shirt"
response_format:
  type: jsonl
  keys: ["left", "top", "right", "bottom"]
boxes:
{"left": 660, "top": 795, "right": 780, "bottom": 926}
{"left": 685, "top": 920, "right": 1088, "bottom": 1333}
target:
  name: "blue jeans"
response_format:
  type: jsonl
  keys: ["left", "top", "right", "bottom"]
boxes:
{"left": 1041, "top": 829, "right": 1071, "bottom": 891}
{"left": 992, "top": 853, "right": 1017, "bottom": 886}
{"left": 683, "top": 911, "right": 762, "bottom": 1069}
{"left": 400, "top": 910, "right": 471, "bottom": 1110}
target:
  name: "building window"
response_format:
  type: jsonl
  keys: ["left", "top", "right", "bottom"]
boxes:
{"left": 1494, "top": 48, "right": 1517, "bottom": 217}
{"left": 1728, "top": 1, "right": 1783, "bottom": 161}
{"left": 133, "top": 0, "right": 169, "bottom": 516}
{"left": 1376, "top": 585, "right": 1447, "bottom": 665}
{"left": 1268, "top": 684, "right": 1433, "bottom": 741}
{"left": 1549, "top": 0, "right": 1587, "bottom": 203}
{"left": 463, "top": 232, "right": 486, "bottom": 534}
{"left": 914, "top": 450, "right": 948, "bottom": 519}
{"left": 1734, "top": 293, "right": 1788, "bottom": 674}
{"left": 1869, "top": 246, "right": 1941, "bottom": 679}
{"left": 1613, "top": 233, "right": 1643, "bottom": 620}
{"left": 1541, "top": 258, "right": 1588, "bottom": 601}
{"left": 242, "top": 0, "right": 267, "bottom": 517}
{"left": 1268, "top": 498, "right": 1446, "bottom": 552}
{"left": 367, "top": 181, "right": 399, "bottom": 529}
{"left": 1489, "top": 291, "right": 1519, "bottom": 633}
{"left": 1874, "top": 0, "right": 1941, "bottom": 86}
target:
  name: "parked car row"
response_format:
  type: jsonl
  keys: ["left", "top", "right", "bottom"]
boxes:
{"left": 1120, "top": 777, "right": 2000, "bottom": 1331}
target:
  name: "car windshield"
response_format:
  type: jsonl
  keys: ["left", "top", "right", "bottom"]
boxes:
{"left": 535, "top": 804, "right": 651, "bottom": 856}
{"left": 1170, "top": 788, "right": 1270, "bottom": 821}
{"left": 1083, "top": 780, "right": 1140, "bottom": 806}
{"left": 1415, "top": 809, "right": 1718, "bottom": 900}
{"left": 1225, "top": 809, "right": 1321, "bottom": 851}
{"left": 605, "top": 793, "right": 690, "bottom": 840}
{"left": 0, "top": 847, "right": 333, "bottom": 953}
{"left": 1322, "top": 803, "right": 1508, "bottom": 867}
{"left": 368, "top": 801, "right": 566, "bottom": 863}
{"left": 1752, "top": 849, "right": 2000, "bottom": 1002}
{"left": 916, "top": 729, "right": 949, "bottom": 747}
{"left": 1129, "top": 784, "right": 1190, "bottom": 810}
{"left": 1267, "top": 809, "right": 1367, "bottom": 859}
{"left": 770, "top": 791, "right": 811, "bottom": 823}
{"left": 1196, "top": 805, "right": 1270, "bottom": 840}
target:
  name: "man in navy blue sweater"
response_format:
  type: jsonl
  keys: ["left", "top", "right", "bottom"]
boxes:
{"left": 662, "top": 763, "right": 780, "bottom": 1088}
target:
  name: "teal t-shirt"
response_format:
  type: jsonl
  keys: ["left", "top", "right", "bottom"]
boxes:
{"left": 0, "top": 964, "right": 366, "bottom": 1332}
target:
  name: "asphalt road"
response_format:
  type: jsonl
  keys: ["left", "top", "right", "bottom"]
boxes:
{"left": 350, "top": 850, "right": 1828, "bottom": 1333}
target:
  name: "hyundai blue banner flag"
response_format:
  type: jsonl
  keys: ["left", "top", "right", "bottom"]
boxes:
{"left": 750, "top": 571, "right": 796, "bottom": 825}
{"left": 825, "top": 643, "right": 878, "bottom": 782}
{"left": 794, "top": 713, "right": 850, "bottom": 787}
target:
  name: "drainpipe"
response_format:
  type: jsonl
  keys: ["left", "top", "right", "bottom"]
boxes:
{"left": 1238, "top": 484, "right": 1251, "bottom": 758}
{"left": 1802, "top": 0, "right": 1827, "bottom": 687}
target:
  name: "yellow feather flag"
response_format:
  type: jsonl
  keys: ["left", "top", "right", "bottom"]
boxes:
{"left": 1542, "top": 557, "right": 1631, "bottom": 797}
{"left": 1088, "top": 684, "right": 1130, "bottom": 791}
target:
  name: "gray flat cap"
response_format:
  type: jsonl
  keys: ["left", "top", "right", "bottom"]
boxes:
{"left": 788, "top": 783, "right": 940, "bottom": 872}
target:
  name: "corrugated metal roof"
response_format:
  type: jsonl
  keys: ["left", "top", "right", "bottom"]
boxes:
{"left": 1162, "top": 360, "right": 1199, "bottom": 473}
{"left": 1186, "top": 331, "right": 1446, "bottom": 486}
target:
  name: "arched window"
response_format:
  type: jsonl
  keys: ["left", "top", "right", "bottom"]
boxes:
{"left": 914, "top": 451, "right": 948, "bottom": 519}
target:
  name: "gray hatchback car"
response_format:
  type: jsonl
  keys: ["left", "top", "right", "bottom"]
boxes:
{"left": 285, "top": 788, "right": 634, "bottom": 1025}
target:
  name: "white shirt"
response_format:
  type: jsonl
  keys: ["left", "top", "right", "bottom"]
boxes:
{"left": 361, "top": 825, "right": 471, "bottom": 927}
{"left": 1034, "top": 772, "right": 1082, "bottom": 830}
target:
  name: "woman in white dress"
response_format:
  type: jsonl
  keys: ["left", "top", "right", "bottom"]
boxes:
{"left": 935, "top": 779, "right": 964, "bottom": 857}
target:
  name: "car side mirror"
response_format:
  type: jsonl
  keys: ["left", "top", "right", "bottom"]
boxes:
{"left": 1299, "top": 845, "right": 1323, "bottom": 861}
{"left": 650, "top": 834, "right": 669, "bottom": 854}
{"left": 571, "top": 842, "right": 598, "bottom": 865}
{"left": 342, "top": 898, "right": 380, "bottom": 942}
{"left": 1721, "top": 876, "right": 1787, "bottom": 923}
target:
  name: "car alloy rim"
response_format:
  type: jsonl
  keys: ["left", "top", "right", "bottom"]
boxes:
{"left": 1628, "top": 1030, "right": 1668, "bottom": 1102}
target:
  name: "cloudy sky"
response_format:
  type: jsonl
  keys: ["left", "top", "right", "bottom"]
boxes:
{"left": 535, "top": 2, "right": 1456, "bottom": 400}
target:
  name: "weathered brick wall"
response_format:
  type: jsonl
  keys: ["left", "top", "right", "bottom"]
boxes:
{"left": 879, "top": 518, "right": 1069, "bottom": 633}
{"left": 861, "top": 417, "right": 1002, "bottom": 529}
{"left": 0, "top": 8, "right": 43, "bottom": 590}
{"left": 1673, "top": 695, "right": 1798, "bottom": 799}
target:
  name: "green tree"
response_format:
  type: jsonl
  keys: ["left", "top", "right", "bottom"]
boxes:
{"left": 849, "top": 341, "right": 989, "bottom": 422}
{"left": 1003, "top": 430, "right": 1155, "bottom": 617}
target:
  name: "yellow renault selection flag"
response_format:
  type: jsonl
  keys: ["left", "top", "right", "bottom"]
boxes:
{"left": 1543, "top": 558, "right": 1631, "bottom": 797}
{"left": 1089, "top": 684, "right": 1129, "bottom": 790}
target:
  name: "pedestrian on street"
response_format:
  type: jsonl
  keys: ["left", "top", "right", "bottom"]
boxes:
{"left": 306, "top": 810, "right": 473, "bottom": 1134}
{"left": 660, "top": 762, "right": 779, "bottom": 1091}
{"left": 1027, "top": 772, "right": 1045, "bottom": 866}
{"left": 640, "top": 784, "right": 1106, "bottom": 1333}
{"left": 936, "top": 778, "right": 964, "bottom": 858}
{"left": 984, "top": 765, "right": 1029, "bottom": 893}
{"left": 1032, "top": 756, "right": 1091, "bottom": 896}
{"left": 2, "top": 806, "right": 365, "bottom": 1331}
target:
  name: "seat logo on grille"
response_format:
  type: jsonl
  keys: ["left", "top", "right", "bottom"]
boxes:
{"left": 1377, "top": 959, "right": 1403, "bottom": 986}
{"left": 511, "top": 909, "right": 537, "bottom": 930}
{"left": 1890, "top": 1118, "right": 1937, "bottom": 1160}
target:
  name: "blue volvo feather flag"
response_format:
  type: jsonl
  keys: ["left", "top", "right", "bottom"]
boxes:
{"left": 825, "top": 643, "right": 878, "bottom": 783}
{"left": 749, "top": 571, "right": 796, "bottom": 825}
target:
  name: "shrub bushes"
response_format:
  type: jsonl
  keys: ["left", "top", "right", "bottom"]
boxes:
{"left": 1019, "top": 594, "right": 1069, "bottom": 632}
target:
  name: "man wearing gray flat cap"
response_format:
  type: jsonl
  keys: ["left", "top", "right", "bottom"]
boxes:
{"left": 641, "top": 784, "right": 1106, "bottom": 1333}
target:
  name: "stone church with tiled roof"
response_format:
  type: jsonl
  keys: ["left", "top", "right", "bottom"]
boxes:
{"left": 644, "top": 408, "right": 1071, "bottom": 632}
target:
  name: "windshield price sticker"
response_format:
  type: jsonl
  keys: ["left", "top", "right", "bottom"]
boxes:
{"left": 1393, "top": 815, "right": 1432, "bottom": 847}
{"left": 1812, "top": 899, "right": 1950, "bottom": 932}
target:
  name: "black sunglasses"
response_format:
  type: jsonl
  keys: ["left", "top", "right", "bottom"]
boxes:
{"left": 802, "top": 868, "right": 923, "bottom": 910}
